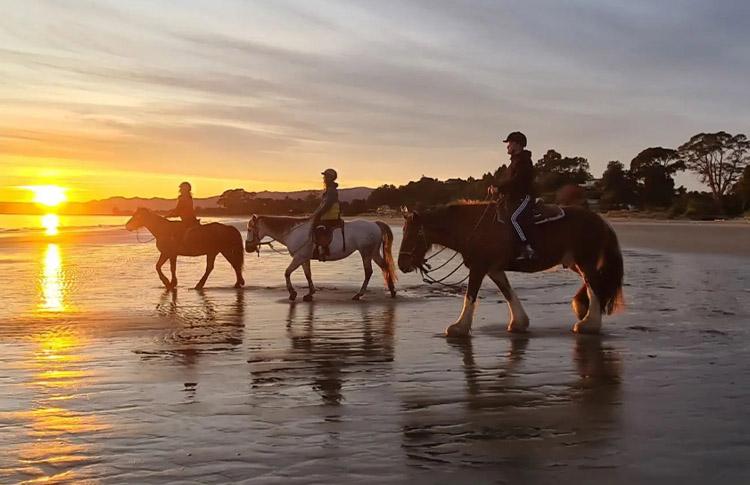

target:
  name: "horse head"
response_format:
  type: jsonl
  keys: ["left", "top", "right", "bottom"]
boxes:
{"left": 245, "top": 214, "right": 260, "bottom": 253}
{"left": 125, "top": 207, "right": 151, "bottom": 231}
{"left": 398, "top": 209, "right": 430, "bottom": 273}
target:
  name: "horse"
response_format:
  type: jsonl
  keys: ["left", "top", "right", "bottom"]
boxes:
{"left": 398, "top": 201, "right": 624, "bottom": 336}
{"left": 125, "top": 208, "right": 245, "bottom": 290}
{"left": 245, "top": 215, "right": 397, "bottom": 301}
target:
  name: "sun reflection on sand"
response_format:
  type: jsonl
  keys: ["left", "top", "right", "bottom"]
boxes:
{"left": 1, "top": 329, "right": 107, "bottom": 482}
{"left": 41, "top": 213, "right": 60, "bottom": 236}
{"left": 40, "top": 243, "right": 65, "bottom": 312}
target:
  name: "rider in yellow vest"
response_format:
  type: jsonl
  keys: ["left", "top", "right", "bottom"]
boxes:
{"left": 312, "top": 168, "right": 341, "bottom": 260}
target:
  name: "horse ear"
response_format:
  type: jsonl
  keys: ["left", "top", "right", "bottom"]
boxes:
{"left": 251, "top": 214, "right": 257, "bottom": 222}
{"left": 400, "top": 206, "right": 409, "bottom": 218}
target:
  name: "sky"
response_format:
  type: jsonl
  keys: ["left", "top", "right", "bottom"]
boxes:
{"left": 1, "top": 0, "right": 748, "bottom": 202}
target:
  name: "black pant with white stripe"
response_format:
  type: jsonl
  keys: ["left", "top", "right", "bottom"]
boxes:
{"left": 505, "top": 195, "right": 534, "bottom": 247}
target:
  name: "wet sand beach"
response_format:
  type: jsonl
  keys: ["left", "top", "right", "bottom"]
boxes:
{"left": 1, "top": 216, "right": 749, "bottom": 483}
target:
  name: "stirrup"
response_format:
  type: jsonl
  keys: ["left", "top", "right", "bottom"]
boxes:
{"left": 515, "top": 247, "right": 536, "bottom": 261}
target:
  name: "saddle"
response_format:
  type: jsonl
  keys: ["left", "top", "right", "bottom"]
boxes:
{"left": 531, "top": 199, "right": 565, "bottom": 224}
{"left": 496, "top": 199, "right": 566, "bottom": 225}
{"left": 313, "top": 219, "right": 345, "bottom": 261}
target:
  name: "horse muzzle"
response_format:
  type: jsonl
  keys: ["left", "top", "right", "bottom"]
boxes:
{"left": 398, "top": 254, "right": 417, "bottom": 273}
{"left": 245, "top": 240, "right": 258, "bottom": 253}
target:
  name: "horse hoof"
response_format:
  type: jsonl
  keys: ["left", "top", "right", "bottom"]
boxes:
{"left": 303, "top": 294, "right": 313, "bottom": 302}
{"left": 234, "top": 283, "right": 242, "bottom": 289}
{"left": 194, "top": 285, "right": 204, "bottom": 291}
{"left": 445, "top": 324, "right": 470, "bottom": 338}
{"left": 352, "top": 294, "right": 362, "bottom": 301}
{"left": 289, "top": 292, "right": 297, "bottom": 301}
{"left": 573, "top": 321, "right": 601, "bottom": 334}
{"left": 390, "top": 291, "right": 397, "bottom": 298}
{"left": 506, "top": 324, "right": 529, "bottom": 334}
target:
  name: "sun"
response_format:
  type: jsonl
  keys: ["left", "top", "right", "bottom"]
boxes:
{"left": 26, "top": 185, "right": 67, "bottom": 207}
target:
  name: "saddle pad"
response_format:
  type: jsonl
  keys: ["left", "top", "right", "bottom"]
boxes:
{"left": 533, "top": 205, "right": 566, "bottom": 225}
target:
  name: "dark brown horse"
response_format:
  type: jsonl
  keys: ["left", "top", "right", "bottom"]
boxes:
{"left": 126, "top": 208, "right": 244, "bottom": 290}
{"left": 398, "top": 202, "right": 623, "bottom": 336}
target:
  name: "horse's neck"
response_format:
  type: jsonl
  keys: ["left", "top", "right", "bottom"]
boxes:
{"left": 426, "top": 225, "right": 461, "bottom": 251}
{"left": 424, "top": 213, "right": 476, "bottom": 252}
{"left": 143, "top": 214, "right": 171, "bottom": 239}
{"left": 261, "top": 219, "right": 309, "bottom": 247}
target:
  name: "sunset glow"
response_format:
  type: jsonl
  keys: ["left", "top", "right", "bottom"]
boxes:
{"left": 41, "top": 214, "right": 60, "bottom": 236}
{"left": 26, "top": 185, "right": 67, "bottom": 207}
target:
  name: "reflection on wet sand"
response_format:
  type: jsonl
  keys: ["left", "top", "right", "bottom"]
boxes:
{"left": 249, "top": 301, "right": 397, "bottom": 405}
{"left": 139, "top": 288, "right": 246, "bottom": 365}
{"left": 401, "top": 335, "right": 622, "bottom": 469}
{"left": 40, "top": 243, "right": 65, "bottom": 313}
{"left": 1, "top": 328, "right": 107, "bottom": 483}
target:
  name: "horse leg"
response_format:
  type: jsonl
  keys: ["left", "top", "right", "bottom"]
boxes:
{"left": 195, "top": 252, "right": 216, "bottom": 290}
{"left": 168, "top": 255, "right": 178, "bottom": 289}
{"left": 285, "top": 255, "right": 305, "bottom": 301}
{"left": 488, "top": 269, "right": 530, "bottom": 333}
{"left": 353, "top": 252, "right": 373, "bottom": 300}
{"left": 572, "top": 283, "right": 590, "bottom": 320}
{"left": 155, "top": 253, "right": 170, "bottom": 288}
{"left": 302, "top": 261, "right": 315, "bottom": 301}
{"left": 220, "top": 248, "right": 244, "bottom": 288}
{"left": 373, "top": 251, "right": 396, "bottom": 298}
{"left": 446, "top": 267, "right": 486, "bottom": 337}
{"left": 573, "top": 263, "right": 602, "bottom": 334}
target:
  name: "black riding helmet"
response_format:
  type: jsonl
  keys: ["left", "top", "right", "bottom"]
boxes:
{"left": 502, "top": 131, "right": 527, "bottom": 147}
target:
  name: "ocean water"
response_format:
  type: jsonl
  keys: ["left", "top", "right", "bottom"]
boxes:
{"left": 1, "top": 215, "right": 749, "bottom": 483}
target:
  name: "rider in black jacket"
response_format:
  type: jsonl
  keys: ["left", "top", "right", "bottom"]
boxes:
{"left": 489, "top": 132, "right": 536, "bottom": 261}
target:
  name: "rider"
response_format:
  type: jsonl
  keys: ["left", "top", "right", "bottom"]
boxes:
{"left": 311, "top": 168, "right": 341, "bottom": 261}
{"left": 489, "top": 131, "right": 536, "bottom": 261}
{"left": 167, "top": 181, "right": 199, "bottom": 246}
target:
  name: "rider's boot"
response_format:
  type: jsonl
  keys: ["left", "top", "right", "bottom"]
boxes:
{"left": 515, "top": 243, "right": 536, "bottom": 261}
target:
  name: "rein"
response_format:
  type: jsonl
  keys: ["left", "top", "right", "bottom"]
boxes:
{"left": 411, "top": 201, "right": 494, "bottom": 288}
{"left": 250, "top": 219, "right": 313, "bottom": 257}
{"left": 135, "top": 227, "right": 156, "bottom": 243}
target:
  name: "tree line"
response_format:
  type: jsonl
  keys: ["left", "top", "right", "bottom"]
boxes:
{"left": 210, "top": 131, "right": 749, "bottom": 219}
{"left": 368, "top": 130, "right": 749, "bottom": 218}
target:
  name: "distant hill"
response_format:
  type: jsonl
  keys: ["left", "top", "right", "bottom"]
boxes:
{"left": 0, "top": 187, "right": 374, "bottom": 215}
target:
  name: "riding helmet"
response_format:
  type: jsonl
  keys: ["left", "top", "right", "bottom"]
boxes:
{"left": 322, "top": 168, "right": 338, "bottom": 181}
{"left": 502, "top": 131, "right": 527, "bottom": 147}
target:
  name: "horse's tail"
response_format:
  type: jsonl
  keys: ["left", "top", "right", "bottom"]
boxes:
{"left": 375, "top": 221, "right": 398, "bottom": 290}
{"left": 597, "top": 220, "right": 624, "bottom": 315}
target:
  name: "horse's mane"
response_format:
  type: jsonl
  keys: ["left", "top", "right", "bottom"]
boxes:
{"left": 421, "top": 200, "right": 493, "bottom": 222}
{"left": 259, "top": 215, "right": 309, "bottom": 233}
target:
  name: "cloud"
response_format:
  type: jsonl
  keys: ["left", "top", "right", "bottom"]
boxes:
{"left": 0, "top": 0, "right": 748, "bottom": 197}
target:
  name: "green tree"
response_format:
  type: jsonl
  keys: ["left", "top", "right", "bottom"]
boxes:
{"left": 733, "top": 165, "right": 750, "bottom": 212}
{"left": 629, "top": 147, "right": 684, "bottom": 208}
{"left": 217, "top": 188, "right": 254, "bottom": 213}
{"left": 535, "top": 149, "right": 592, "bottom": 194}
{"left": 599, "top": 161, "right": 636, "bottom": 210}
{"left": 678, "top": 132, "right": 749, "bottom": 212}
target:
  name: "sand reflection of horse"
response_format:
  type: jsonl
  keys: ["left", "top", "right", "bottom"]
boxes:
{"left": 399, "top": 202, "right": 624, "bottom": 335}
{"left": 247, "top": 301, "right": 396, "bottom": 405}
{"left": 125, "top": 208, "right": 244, "bottom": 289}
{"left": 245, "top": 215, "right": 397, "bottom": 301}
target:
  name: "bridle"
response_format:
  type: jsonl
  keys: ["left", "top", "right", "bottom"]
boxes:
{"left": 400, "top": 202, "right": 494, "bottom": 287}
{"left": 246, "top": 217, "right": 312, "bottom": 256}
{"left": 398, "top": 221, "right": 430, "bottom": 271}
